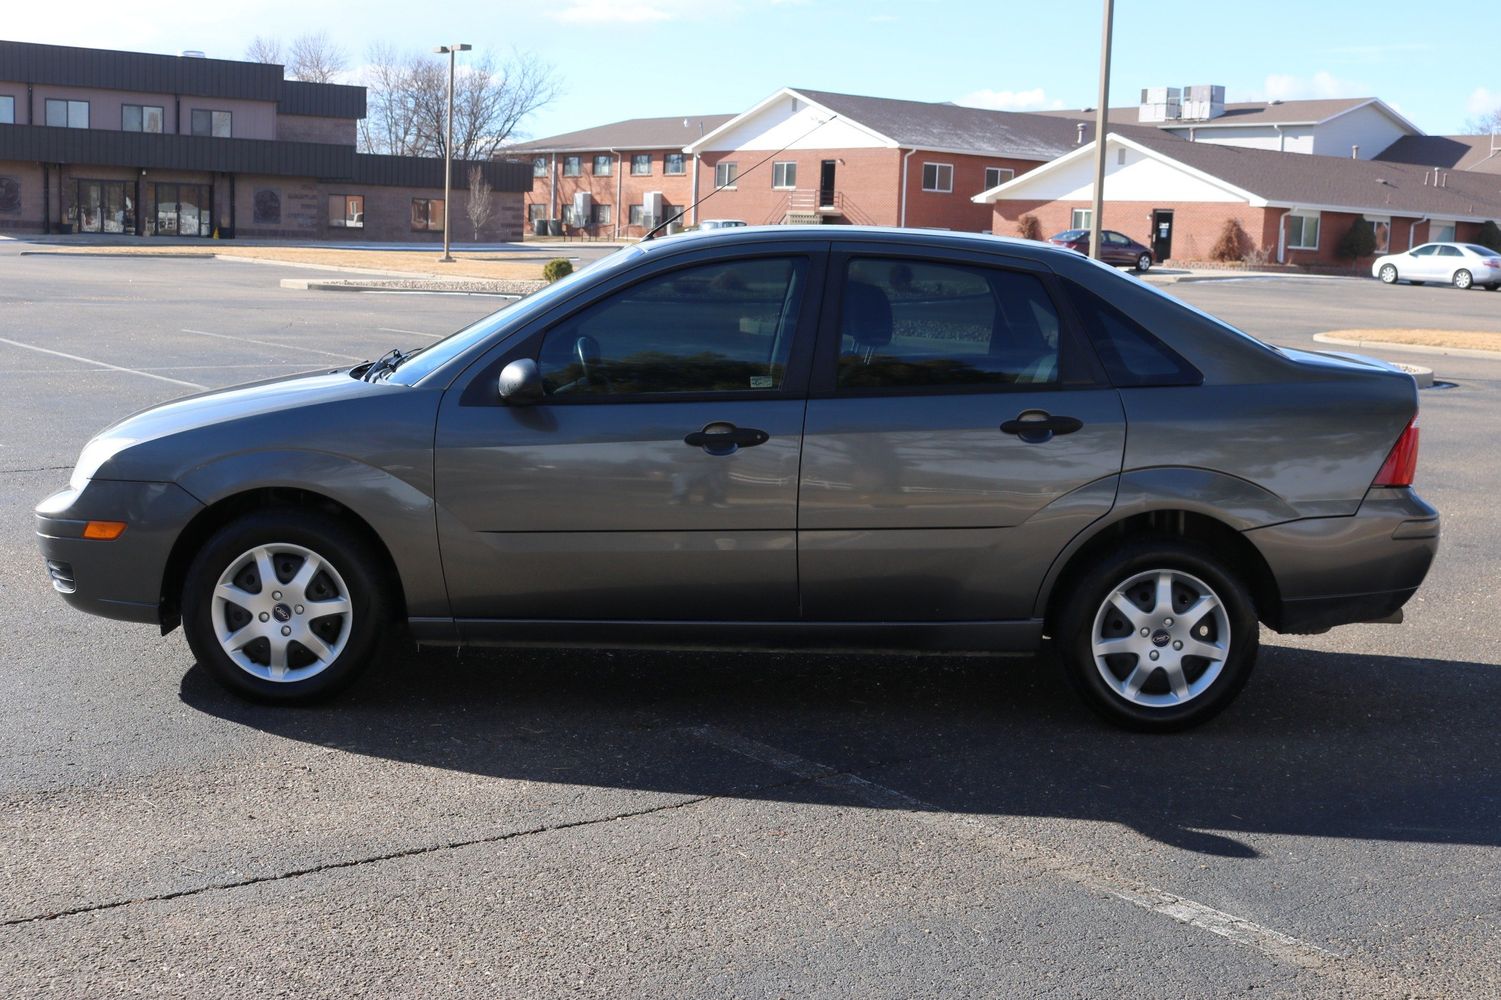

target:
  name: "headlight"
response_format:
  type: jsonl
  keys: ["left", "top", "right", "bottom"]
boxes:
{"left": 69, "top": 435, "right": 135, "bottom": 491}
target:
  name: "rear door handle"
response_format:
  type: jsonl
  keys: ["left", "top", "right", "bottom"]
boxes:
{"left": 1000, "top": 411, "right": 1083, "bottom": 443}
{"left": 684, "top": 422, "right": 770, "bottom": 455}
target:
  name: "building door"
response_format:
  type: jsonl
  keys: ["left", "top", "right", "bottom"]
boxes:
{"left": 819, "top": 160, "right": 837, "bottom": 209}
{"left": 155, "top": 183, "right": 213, "bottom": 237}
{"left": 1151, "top": 210, "right": 1174, "bottom": 262}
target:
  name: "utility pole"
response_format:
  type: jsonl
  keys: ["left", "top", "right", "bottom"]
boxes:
{"left": 1088, "top": 0, "right": 1114, "bottom": 261}
{"left": 434, "top": 43, "right": 471, "bottom": 263}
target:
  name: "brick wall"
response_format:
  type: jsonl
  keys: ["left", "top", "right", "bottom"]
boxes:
{"left": 694, "top": 147, "right": 902, "bottom": 227}
{"left": 0, "top": 161, "right": 44, "bottom": 231}
{"left": 902, "top": 153, "right": 1041, "bottom": 232}
{"left": 523, "top": 149, "right": 697, "bottom": 237}
{"left": 275, "top": 114, "right": 358, "bottom": 146}
{"left": 314, "top": 182, "right": 523, "bottom": 243}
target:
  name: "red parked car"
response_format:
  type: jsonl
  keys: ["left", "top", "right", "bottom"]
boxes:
{"left": 1048, "top": 229, "right": 1155, "bottom": 271}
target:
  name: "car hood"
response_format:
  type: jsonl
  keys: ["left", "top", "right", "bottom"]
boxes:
{"left": 73, "top": 368, "right": 388, "bottom": 486}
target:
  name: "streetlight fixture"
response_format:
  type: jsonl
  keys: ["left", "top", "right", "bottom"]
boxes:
{"left": 433, "top": 43, "right": 472, "bottom": 263}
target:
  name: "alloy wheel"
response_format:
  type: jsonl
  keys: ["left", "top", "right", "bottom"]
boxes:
{"left": 1380, "top": 264, "right": 1397, "bottom": 284}
{"left": 1089, "top": 569, "right": 1231, "bottom": 709}
{"left": 211, "top": 543, "right": 353, "bottom": 682}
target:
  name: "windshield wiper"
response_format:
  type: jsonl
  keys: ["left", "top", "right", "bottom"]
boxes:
{"left": 362, "top": 348, "right": 407, "bottom": 382}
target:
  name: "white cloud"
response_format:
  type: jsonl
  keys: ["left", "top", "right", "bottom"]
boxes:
{"left": 1466, "top": 86, "right": 1501, "bottom": 118}
{"left": 549, "top": 0, "right": 714, "bottom": 24}
{"left": 954, "top": 87, "right": 1061, "bottom": 112}
{"left": 1256, "top": 70, "right": 1365, "bottom": 102}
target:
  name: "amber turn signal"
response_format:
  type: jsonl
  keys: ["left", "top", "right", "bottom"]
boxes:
{"left": 82, "top": 521, "right": 127, "bottom": 540}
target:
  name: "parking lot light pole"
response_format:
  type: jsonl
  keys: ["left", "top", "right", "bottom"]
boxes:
{"left": 434, "top": 43, "right": 472, "bottom": 263}
{"left": 1088, "top": 0, "right": 1114, "bottom": 261}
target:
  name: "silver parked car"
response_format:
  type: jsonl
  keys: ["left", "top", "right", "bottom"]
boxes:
{"left": 1372, "top": 241, "right": 1501, "bottom": 289}
{"left": 36, "top": 227, "right": 1438, "bottom": 730}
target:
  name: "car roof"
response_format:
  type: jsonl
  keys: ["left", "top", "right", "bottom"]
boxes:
{"left": 644, "top": 224, "right": 1081, "bottom": 265}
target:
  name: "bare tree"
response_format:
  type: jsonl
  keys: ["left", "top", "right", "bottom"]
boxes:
{"left": 359, "top": 47, "right": 560, "bottom": 160}
{"left": 245, "top": 36, "right": 282, "bottom": 65}
{"left": 466, "top": 166, "right": 495, "bottom": 240}
{"left": 1466, "top": 107, "right": 1501, "bottom": 135}
{"left": 287, "top": 31, "right": 347, "bottom": 84}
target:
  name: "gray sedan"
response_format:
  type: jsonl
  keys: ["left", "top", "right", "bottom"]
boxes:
{"left": 36, "top": 227, "right": 1438, "bottom": 730}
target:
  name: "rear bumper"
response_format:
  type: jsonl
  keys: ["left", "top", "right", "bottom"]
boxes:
{"left": 35, "top": 480, "right": 203, "bottom": 625}
{"left": 1244, "top": 487, "right": 1438, "bottom": 634}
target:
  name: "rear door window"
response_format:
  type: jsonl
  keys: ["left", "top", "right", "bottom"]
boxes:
{"left": 835, "top": 258, "right": 1062, "bottom": 389}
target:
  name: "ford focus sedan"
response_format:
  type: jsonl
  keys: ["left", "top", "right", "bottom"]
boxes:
{"left": 36, "top": 227, "right": 1438, "bottom": 730}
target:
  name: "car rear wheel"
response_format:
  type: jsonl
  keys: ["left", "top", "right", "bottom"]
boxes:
{"left": 1454, "top": 269, "right": 1473, "bottom": 289}
{"left": 1379, "top": 264, "right": 1398, "bottom": 284}
{"left": 1054, "top": 538, "right": 1259, "bottom": 731}
{"left": 182, "top": 509, "right": 391, "bottom": 702}
{"left": 1135, "top": 252, "right": 1152, "bottom": 272}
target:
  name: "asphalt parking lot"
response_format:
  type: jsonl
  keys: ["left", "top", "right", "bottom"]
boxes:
{"left": 2, "top": 244, "right": 1499, "bottom": 997}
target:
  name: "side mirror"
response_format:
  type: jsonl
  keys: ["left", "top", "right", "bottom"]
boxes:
{"left": 498, "top": 358, "right": 543, "bottom": 405}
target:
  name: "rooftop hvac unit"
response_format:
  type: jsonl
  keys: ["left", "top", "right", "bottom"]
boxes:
{"left": 1180, "top": 84, "right": 1226, "bottom": 121}
{"left": 1138, "top": 86, "right": 1181, "bottom": 123}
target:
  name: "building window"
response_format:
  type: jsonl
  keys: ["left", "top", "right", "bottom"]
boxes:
{"left": 191, "top": 109, "right": 232, "bottom": 137}
{"left": 629, "top": 204, "right": 645, "bottom": 226}
{"left": 921, "top": 162, "right": 953, "bottom": 193}
{"left": 594, "top": 203, "right": 613, "bottom": 225}
{"left": 1366, "top": 216, "right": 1391, "bottom": 254}
{"left": 329, "top": 194, "right": 364, "bottom": 228}
{"left": 630, "top": 154, "right": 651, "bottom": 176}
{"left": 983, "top": 167, "right": 1014, "bottom": 190}
{"left": 45, "top": 99, "right": 89, "bottom": 129}
{"left": 0, "top": 96, "right": 14, "bottom": 125}
{"left": 664, "top": 153, "right": 685, "bottom": 175}
{"left": 411, "top": 198, "right": 445, "bottom": 231}
{"left": 563, "top": 156, "right": 581, "bottom": 176}
{"left": 155, "top": 183, "right": 212, "bottom": 237}
{"left": 1071, "top": 208, "right": 1093, "bottom": 230}
{"left": 1431, "top": 221, "right": 1456, "bottom": 243}
{"left": 528, "top": 203, "right": 548, "bottom": 222}
{"left": 593, "top": 154, "right": 613, "bottom": 176}
{"left": 1286, "top": 213, "right": 1319, "bottom": 250}
{"left": 123, "top": 104, "right": 164, "bottom": 133}
{"left": 772, "top": 161, "right": 797, "bottom": 189}
{"left": 532, "top": 157, "right": 547, "bottom": 178}
{"left": 715, "top": 161, "right": 738, "bottom": 188}
{"left": 73, "top": 180, "right": 136, "bottom": 234}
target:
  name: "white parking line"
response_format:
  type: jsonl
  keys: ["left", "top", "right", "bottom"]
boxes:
{"left": 377, "top": 326, "right": 437, "bottom": 337}
{"left": 182, "top": 328, "right": 363, "bottom": 361}
{"left": 0, "top": 337, "right": 206, "bottom": 389}
{"left": 691, "top": 725, "right": 1349, "bottom": 976}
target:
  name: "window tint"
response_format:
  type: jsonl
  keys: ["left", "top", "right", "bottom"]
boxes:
{"left": 536, "top": 257, "right": 806, "bottom": 397}
{"left": 1068, "top": 283, "right": 1200, "bottom": 387}
{"left": 836, "top": 259, "right": 1061, "bottom": 390}
{"left": 1465, "top": 244, "right": 1500, "bottom": 257}
{"left": 1437, "top": 246, "right": 1463, "bottom": 257}
{"left": 1410, "top": 244, "right": 1437, "bottom": 256}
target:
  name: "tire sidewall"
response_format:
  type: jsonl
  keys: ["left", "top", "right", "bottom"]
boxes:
{"left": 1454, "top": 269, "right": 1472, "bottom": 289}
{"left": 181, "top": 509, "right": 389, "bottom": 702}
{"left": 1380, "top": 264, "right": 1397, "bottom": 284}
{"left": 1056, "top": 539, "right": 1259, "bottom": 731}
{"left": 1136, "top": 253, "right": 1152, "bottom": 272}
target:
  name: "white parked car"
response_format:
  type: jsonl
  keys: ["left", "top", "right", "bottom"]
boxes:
{"left": 1372, "top": 242, "right": 1501, "bottom": 290}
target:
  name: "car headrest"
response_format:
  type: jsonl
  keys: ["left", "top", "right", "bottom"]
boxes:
{"left": 842, "top": 281, "right": 893, "bottom": 350}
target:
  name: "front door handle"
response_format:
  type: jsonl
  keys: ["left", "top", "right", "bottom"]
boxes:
{"left": 684, "top": 422, "right": 770, "bottom": 456}
{"left": 1000, "top": 411, "right": 1083, "bottom": 443}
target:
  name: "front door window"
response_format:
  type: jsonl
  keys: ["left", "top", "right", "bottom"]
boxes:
{"left": 155, "top": 183, "right": 213, "bottom": 237}
{"left": 73, "top": 180, "right": 136, "bottom": 234}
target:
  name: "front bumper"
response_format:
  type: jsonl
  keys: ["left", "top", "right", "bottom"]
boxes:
{"left": 1244, "top": 487, "right": 1439, "bottom": 634}
{"left": 35, "top": 480, "right": 204, "bottom": 625}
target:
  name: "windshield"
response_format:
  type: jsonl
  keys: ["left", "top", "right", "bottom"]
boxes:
{"left": 1053, "top": 230, "right": 1087, "bottom": 241}
{"left": 386, "top": 247, "right": 645, "bottom": 385}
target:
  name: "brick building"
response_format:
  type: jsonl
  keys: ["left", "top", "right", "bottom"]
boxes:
{"left": 976, "top": 132, "right": 1501, "bottom": 268}
{"left": 0, "top": 39, "right": 529, "bottom": 242}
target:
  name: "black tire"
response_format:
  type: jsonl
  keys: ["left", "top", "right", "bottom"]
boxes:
{"left": 1379, "top": 264, "right": 1398, "bottom": 284}
{"left": 181, "top": 508, "right": 392, "bottom": 702}
{"left": 1053, "top": 537, "right": 1259, "bottom": 732}
{"left": 1411, "top": 281, "right": 1425, "bottom": 286}
{"left": 1135, "top": 252, "right": 1152, "bottom": 272}
{"left": 1454, "top": 269, "right": 1473, "bottom": 290}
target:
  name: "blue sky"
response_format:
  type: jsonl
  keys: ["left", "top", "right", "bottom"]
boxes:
{"left": 6, "top": 1, "right": 1497, "bottom": 139}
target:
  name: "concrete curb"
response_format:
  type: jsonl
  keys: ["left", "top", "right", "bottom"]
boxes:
{"left": 1312, "top": 332, "right": 1501, "bottom": 361}
{"left": 19, "top": 249, "right": 217, "bottom": 259}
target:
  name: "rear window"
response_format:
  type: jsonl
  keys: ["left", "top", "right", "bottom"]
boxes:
{"left": 1053, "top": 230, "right": 1088, "bottom": 241}
{"left": 1067, "top": 283, "right": 1201, "bottom": 387}
{"left": 1465, "top": 244, "right": 1500, "bottom": 257}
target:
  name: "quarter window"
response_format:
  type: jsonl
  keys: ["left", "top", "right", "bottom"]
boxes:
{"left": 772, "top": 161, "right": 797, "bottom": 189}
{"left": 411, "top": 198, "right": 444, "bottom": 231}
{"left": 536, "top": 256, "right": 807, "bottom": 397}
{"left": 45, "top": 99, "right": 89, "bottom": 128}
{"left": 921, "top": 163, "right": 953, "bottom": 193}
{"left": 631, "top": 154, "right": 651, "bottom": 176}
{"left": 563, "top": 156, "right": 582, "bottom": 176}
{"left": 122, "top": 104, "right": 164, "bottom": 133}
{"left": 836, "top": 258, "right": 1061, "bottom": 390}
{"left": 329, "top": 194, "right": 364, "bottom": 228}
{"left": 1067, "top": 282, "right": 1199, "bottom": 387}
{"left": 1286, "top": 213, "right": 1319, "bottom": 250}
{"left": 191, "top": 109, "right": 232, "bottom": 137}
{"left": 983, "top": 166, "right": 1014, "bottom": 189}
{"left": 715, "top": 161, "right": 738, "bottom": 188}
{"left": 664, "top": 153, "right": 685, "bottom": 175}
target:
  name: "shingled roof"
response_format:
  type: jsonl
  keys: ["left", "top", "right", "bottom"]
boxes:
{"left": 505, "top": 114, "right": 736, "bottom": 153}
{"left": 1375, "top": 134, "right": 1501, "bottom": 174}
{"left": 1037, "top": 97, "right": 1380, "bottom": 128}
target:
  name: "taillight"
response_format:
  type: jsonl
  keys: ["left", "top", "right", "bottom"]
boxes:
{"left": 1372, "top": 416, "right": 1420, "bottom": 487}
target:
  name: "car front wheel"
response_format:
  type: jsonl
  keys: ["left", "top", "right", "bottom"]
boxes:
{"left": 1135, "top": 252, "right": 1152, "bottom": 272}
{"left": 182, "top": 509, "right": 392, "bottom": 702}
{"left": 1379, "top": 264, "right": 1398, "bottom": 284}
{"left": 1454, "top": 269, "right": 1473, "bottom": 289}
{"left": 1055, "top": 538, "right": 1259, "bottom": 731}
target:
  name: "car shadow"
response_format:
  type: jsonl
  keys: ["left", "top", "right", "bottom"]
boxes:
{"left": 180, "top": 642, "right": 1501, "bottom": 856}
